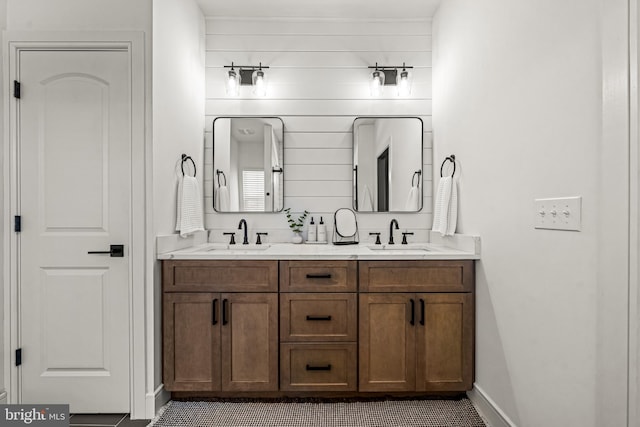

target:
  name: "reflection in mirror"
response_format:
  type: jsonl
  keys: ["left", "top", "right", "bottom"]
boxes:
{"left": 353, "top": 117, "right": 424, "bottom": 212}
{"left": 213, "top": 117, "right": 284, "bottom": 212}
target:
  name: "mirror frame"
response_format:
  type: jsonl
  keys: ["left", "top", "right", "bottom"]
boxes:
{"left": 212, "top": 116, "right": 285, "bottom": 213}
{"left": 352, "top": 116, "right": 424, "bottom": 213}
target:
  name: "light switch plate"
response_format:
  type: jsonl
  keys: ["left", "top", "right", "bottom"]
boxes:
{"left": 534, "top": 196, "right": 582, "bottom": 231}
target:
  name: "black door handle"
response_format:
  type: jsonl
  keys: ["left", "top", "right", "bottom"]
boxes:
{"left": 306, "top": 364, "right": 331, "bottom": 371}
{"left": 420, "top": 299, "right": 425, "bottom": 326}
{"left": 88, "top": 244, "right": 124, "bottom": 257}
{"left": 410, "top": 299, "right": 415, "bottom": 326}
{"left": 212, "top": 299, "right": 218, "bottom": 325}
{"left": 222, "top": 299, "right": 229, "bottom": 325}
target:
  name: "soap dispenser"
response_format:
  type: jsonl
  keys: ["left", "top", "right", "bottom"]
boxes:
{"left": 308, "top": 216, "right": 317, "bottom": 242}
{"left": 317, "top": 216, "right": 327, "bottom": 242}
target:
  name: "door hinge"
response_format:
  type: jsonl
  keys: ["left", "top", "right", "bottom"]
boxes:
{"left": 13, "top": 80, "right": 20, "bottom": 99}
{"left": 14, "top": 215, "right": 21, "bottom": 232}
{"left": 15, "top": 348, "right": 22, "bottom": 366}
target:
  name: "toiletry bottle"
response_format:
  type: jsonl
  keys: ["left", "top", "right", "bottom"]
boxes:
{"left": 317, "top": 216, "right": 327, "bottom": 242}
{"left": 308, "top": 216, "right": 317, "bottom": 242}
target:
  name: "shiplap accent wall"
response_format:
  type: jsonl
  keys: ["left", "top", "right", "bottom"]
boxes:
{"left": 204, "top": 17, "right": 433, "bottom": 243}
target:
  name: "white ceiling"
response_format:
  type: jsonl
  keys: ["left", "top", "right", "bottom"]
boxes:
{"left": 195, "top": 0, "right": 441, "bottom": 20}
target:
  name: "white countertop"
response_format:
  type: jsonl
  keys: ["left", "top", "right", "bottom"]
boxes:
{"left": 157, "top": 241, "right": 480, "bottom": 261}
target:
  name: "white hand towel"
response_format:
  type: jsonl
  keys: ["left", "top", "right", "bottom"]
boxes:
{"left": 432, "top": 176, "right": 453, "bottom": 236}
{"left": 175, "top": 176, "right": 204, "bottom": 237}
{"left": 217, "top": 185, "right": 230, "bottom": 211}
{"left": 405, "top": 186, "right": 420, "bottom": 211}
{"left": 445, "top": 179, "right": 458, "bottom": 236}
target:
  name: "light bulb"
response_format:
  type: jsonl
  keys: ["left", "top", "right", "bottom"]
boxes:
{"left": 226, "top": 68, "right": 240, "bottom": 97}
{"left": 397, "top": 69, "right": 411, "bottom": 96}
{"left": 370, "top": 70, "right": 385, "bottom": 97}
{"left": 252, "top": 69, "right": 267, "bottom": 97}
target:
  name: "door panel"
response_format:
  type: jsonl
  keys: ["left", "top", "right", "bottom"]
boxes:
{"left": 359, "top": 293, "right": 415, "bottom": 391}
{"left": 163, "top": 293, "right": 221, "bottom": 391}
{"left": 221, "top": 293, "right": 278, "bottom": 391}
{"left": 19, "top": 50, "right": 131, "bottom": 412}
{"left": 416, "top": 293, "right": 474, "bottom": 391}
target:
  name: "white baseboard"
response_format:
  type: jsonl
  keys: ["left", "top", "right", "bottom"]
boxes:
{"left": 467, "top": 384, "right": 516, "bottom": 427}
{"left": 145, "top": 385, "right": 171, "bottom": 420}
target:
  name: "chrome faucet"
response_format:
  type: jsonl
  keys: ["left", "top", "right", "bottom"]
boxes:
{"left": 389, "top": 219, "right": 399, "bottom": 244}
{"left": 238, "top": 219, "right": 249, "bottom": 244}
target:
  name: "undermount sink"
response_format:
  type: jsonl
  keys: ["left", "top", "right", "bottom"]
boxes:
{"left": 189, "top": 243, "right": 271, "bottom": 252}
{"left": 367, "top": 244, "right": 431, "bottom": 252}
{"left": 225, "top": 244, "right": 271, "bottom": 251}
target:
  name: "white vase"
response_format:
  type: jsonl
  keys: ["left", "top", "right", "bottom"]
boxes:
{"left": 291, "top": 232, "right": 303, "bottom": 244}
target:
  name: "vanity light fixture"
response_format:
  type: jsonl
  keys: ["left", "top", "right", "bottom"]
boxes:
{"left": 224, "top": 62, "right": 270, "bottom": 97}
{"left": 368, "top": 63, "right": 414, "bottom": 97}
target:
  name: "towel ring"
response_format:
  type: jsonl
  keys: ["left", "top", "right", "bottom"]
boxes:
{"left": 440, "top": 155, "right": 456, "bottom": 178}
{"left": 216, "top": 169, "right": 227, "bottom": 187}
{"left": 412, "top": 170, "right": 422, "bottom": 187}
{"left": 181, "top": 154, "right": 196, "bottom": 177}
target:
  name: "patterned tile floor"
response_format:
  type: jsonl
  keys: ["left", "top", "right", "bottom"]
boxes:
{"left": 151, "top": 399, "right": 487, "bottom": 427}
{"left": 70, "top": 413, "right": 150, "bottom": 427}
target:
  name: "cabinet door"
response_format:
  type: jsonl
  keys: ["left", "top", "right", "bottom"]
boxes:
{"left": 359, "top": 294, "right": 416, "bottom": 392}
{"left": 163, "top": 293, "right": 221, "bottom": 391}
{"left": 221, "top": 293, "right": 279, "bottom": 391}
{"left": 415, "top": 293, "right": 474, "bottom": 391}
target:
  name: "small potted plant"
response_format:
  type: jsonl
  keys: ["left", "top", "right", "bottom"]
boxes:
{"left": 284, "top": 208, "right": 309, "bottom": 244}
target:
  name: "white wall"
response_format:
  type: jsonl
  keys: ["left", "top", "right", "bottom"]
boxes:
{"left": 6, "top": 0, "right": 151, "bottom": 31}
{"left": 152, "top": 0, "right": 205, "bottom": 396}
{"left": 203, "top": 17, "right": 433, "bottom": 243}
{"left": 434, "top": 1, "right": 626, "bottom": 426}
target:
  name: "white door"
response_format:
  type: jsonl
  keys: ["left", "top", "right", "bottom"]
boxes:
{"left": 18, "top": 50, "right": 131, "bottom": 413}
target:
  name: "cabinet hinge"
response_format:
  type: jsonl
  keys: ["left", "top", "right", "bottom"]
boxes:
{"left": 14, "top": 80, "right": 21, "bottom": 99}
{"left": 14, "top": 216, "right": 21, "bottom": 232}
{"left": 15, "top": 348, "right": 22, "bottom": 366}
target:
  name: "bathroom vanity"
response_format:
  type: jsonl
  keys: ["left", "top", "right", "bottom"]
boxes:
{"left": 160, "top": 242, "right": 477, "bottom": 397}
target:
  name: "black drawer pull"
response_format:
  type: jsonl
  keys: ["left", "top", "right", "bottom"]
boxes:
{"left": 420, "top": 298, "right": 425, "bottom": 326}
{"left": 306, "top": 274, "right": 332, "bottom": 279}
{"left": 212, "top": 299, "right": 218, "bottom": 325}
{"left": 306, "top": 364, "right": 331, "bottom": 371}
{"left": 306, "top": 315, "right": 332, "bottom": 321}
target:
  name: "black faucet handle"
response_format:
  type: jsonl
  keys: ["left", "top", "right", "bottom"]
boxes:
{"left": 223, "top": 232, "right": 236, "bottom": 245}
{"left": 369, "top": 232, "right": 382, "bottom": 245}
{"left": 256, "top": 232, "right": 268, "bottom": 245}
{"left": 402, "top": 232, "right": 414, "bottom": 245}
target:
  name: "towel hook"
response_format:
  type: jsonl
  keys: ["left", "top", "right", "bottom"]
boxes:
{"left": 412, "top": 170, "right": 422, "bottom": 187}
{"left": 181, "top": 154, "right": 196, "bottom": 177}
{"left": 440, "top": 155, "right": 456, "bottom": 178}
{"left": 216, "top": 169, "right": 227, "bottom": 187}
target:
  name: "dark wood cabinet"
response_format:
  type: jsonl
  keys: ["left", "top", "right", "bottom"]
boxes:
{"left": 359, "top": 261, "right": 474, "bottom": 393}
{"left": 163, "top": 258, "right": 475, "bottom": 396}
{"left": 163, "top": 261, "right": 278, "bottom": 392}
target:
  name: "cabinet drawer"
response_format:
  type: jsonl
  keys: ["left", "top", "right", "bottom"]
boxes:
{"left": 280, "top": 261, "right": 357, "bottom": 292}
{"left": 280, "top": 343, "right": 357, "bottom": 391}
{"left": 163, "top": 260, "right": 278, "bottom": 292}
{"left": 359, "top": 260, "right": 474, "bottom": 293}
{"left": 281, "top": 293, "right": 357, "bottom": 342}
